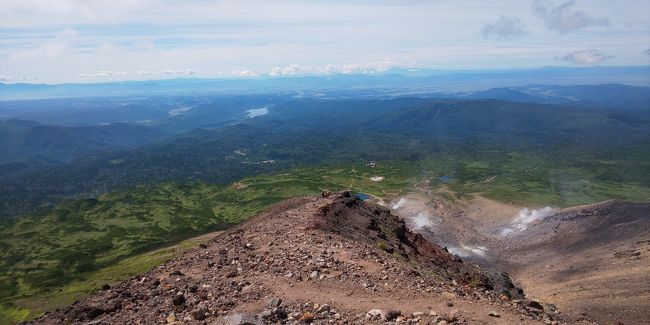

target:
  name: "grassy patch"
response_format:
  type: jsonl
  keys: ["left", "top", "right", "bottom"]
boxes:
{"left": 376, "top": 242, "right": 389, "bottom": 252}
{"left": 420, "top": 152, "right": 650, "bottom": 207}
{"left": 0, "top": 304, "right": 29, "bottom": 325}
{"left": 6, "top": 232, "right": 217, "bottom": 323}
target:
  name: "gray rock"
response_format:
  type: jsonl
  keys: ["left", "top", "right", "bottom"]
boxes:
{"left": 366, "top": 309, "right": 382, "bottom": 320}
{"left": 223, "top": 314, "right": 261, "bottom": 325}
{"left": 316, "top": 304, "right": 330, "bottom": 313}
{"left": 267, "top": 297, "right": 282, "bottom": 309}
{"left": 259, "top": 309, "right": 273, "bottom": 319}
{"left": 488, "top": 311, "right": 501, "bottom": 318}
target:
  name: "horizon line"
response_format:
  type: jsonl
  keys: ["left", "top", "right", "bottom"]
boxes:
{"left": 2, "top": 65, "right": 650, "bottom": 86}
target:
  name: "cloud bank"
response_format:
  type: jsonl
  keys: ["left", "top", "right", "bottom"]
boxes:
{"left": 79, "top": 68, "right": 194, "bottom": 79}
{"left": 79, "top": 70, "right": 127, "bottom": 78}
{"left": 269, "top": 64, "right": 303, "bottom": 76}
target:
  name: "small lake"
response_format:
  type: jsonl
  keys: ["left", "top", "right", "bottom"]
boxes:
{"left": 439, "top": 175, "right": 454, "bottom": 183}
{"left": 355, "top": 193, "right": 371, "bottom": 201}
{"left": 246, "top": 107, "right": 269, "bottom": 118}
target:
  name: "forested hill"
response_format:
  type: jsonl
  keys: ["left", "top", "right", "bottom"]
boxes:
{"left": 0, "top": 119, "right": 165, "bottom": 163}
{"left": 1, "top": 98, "right": 649, "bottom": 219}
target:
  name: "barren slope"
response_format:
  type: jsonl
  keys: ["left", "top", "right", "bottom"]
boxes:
{"left": 500, "top": 201, "right": 650, "bottom": 325}
{"left": 395, "top": 192, "right": 650, "bottom": 325}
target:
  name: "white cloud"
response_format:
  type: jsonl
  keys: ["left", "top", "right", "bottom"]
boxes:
{"left": 79, "top": 70, "right": 128, "bottom": 78}
{"left": 340, "top": 61, "right": 393, "bottom": 74}
{"left": 163, "top": 69, "right": 195, "bottom": 75}
{"left": 316, "top": 64, "right": 338, "bottom": 75}
{"left": 481, "top": 15, "right": 527, "bottom": 38}
{"left": 232, "top": 69, "right": 259, "bottom": 77}
{"left": 532, "top": 0, "right": 609, "bottom": 34}
{"left": 0, "top": 75, "right": 17, "bottom": 82}
{"left": 135, "top": 69, "right": 195, "bottom": 76}
{"left": 556, "top": 48, "right": 613, "bottom": 64}
{"left": 0, "top": 75, "right": 39, "bottom": 83}
{"left": 269, "top": 64, "right": 304, "bottom": 76}
{"left": 268, "top": 61, "right": 416, "bottom": 76}
{"left": 644, "top": 49, "right": 650, "bottom": 57}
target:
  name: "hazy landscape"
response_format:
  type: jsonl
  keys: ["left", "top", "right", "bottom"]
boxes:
{"left": 1, "top": 1, "right": 649, "bottom": 324}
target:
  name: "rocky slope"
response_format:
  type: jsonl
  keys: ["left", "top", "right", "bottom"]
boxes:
{"left": 393, "top": 192, "right": 650, "bottom": 325}
{"left": 29, "top": 192, "right": 564, "bottom": 324}
{"left": 497, "top": 200, "right": 650, "bottom": 325}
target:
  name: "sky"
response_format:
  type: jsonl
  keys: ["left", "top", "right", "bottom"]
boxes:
{"left": 1, "top": 0, "right": 649, "bottom": 83}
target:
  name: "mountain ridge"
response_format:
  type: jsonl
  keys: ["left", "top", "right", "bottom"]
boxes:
{"left": 27, "top": 192, "right": 561, "bottom": 324}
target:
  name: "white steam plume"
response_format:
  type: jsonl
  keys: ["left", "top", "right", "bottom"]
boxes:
{"left": 500, "top": 206, "right": 556, "bottom": 236}
{"left": 392, "top": 198, "right": 407, "bottom": 209}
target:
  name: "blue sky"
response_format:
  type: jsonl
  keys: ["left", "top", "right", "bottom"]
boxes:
{"left": 1, "top": 0, "right": 649, "bottom": 83}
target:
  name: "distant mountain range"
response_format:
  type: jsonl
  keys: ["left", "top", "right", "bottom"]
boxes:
{"left": 458, "top": 84, "right": 650, "bottom": 110}
{"left": 1, "top": 66, "right": 649, "bottom": 100}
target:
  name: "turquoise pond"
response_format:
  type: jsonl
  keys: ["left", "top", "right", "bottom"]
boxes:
{"left": 355, "top": 193, "right": 371, "bottom": 200}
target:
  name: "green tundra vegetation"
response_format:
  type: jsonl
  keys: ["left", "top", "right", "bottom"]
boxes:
{"left": 421, "top": 151, "right": 650, "bottom": 206}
